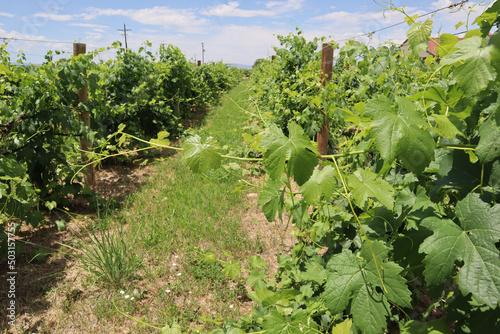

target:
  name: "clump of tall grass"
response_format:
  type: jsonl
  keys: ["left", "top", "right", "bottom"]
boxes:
{"left": 65, "top": 224, "right": 142, "bottom": 289}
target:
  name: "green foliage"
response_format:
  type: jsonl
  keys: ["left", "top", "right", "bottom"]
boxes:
{"left": 0, "top": 41, "right": 241, "bottom": 256}
{"left": 198, "top": 3, "right": 500, "bottom": 333}
{"left": 183, "top": 135, "right": 222, "bottom": 173}
{"left": 260, "top": 123, "right": 318, "bottom": 184}
{"left": 420, "top": 193, "right": 500, "bottom": 308}
{"left": 251, "top": 29, "right": 324, "bottom": 136}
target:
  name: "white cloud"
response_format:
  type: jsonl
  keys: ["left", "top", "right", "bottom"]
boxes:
{"left": 32, "top": 13, "right": 76, "bottom": 21}
{"left": 307, "top": 8, "right": 419, "bottom": 43}
{"left": 204, "top": 24, "right": 288, "bottom": 63}
{"left": 141, "top": 28, "right": 159, "bottom": 34}
{"left": 430, "top": 0, "right": 453, "bottom": 10}
{"left": 431, "top": 1, "right": 489, "bottom": 31}
{"left": 266, "top": 0, "right": 303, "bottom": 11}
{"left": 0, "top": 12, "right": 15, "bottom": 18}
{"left": 202, "top": 0, "right": 304, "bottom": 17}
{"left": 0, "top": 27, "right": 72, "bottom": 61}
{"left": 32, "top": 6, "right": 210, "bottom": 34}
{"left": 69, "top": 23, "right": 108, "bottom": 29}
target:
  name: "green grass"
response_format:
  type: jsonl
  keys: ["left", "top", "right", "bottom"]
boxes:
{"left": 69, "top": 79, "right": 259, "bottom": 333}
{"left": 124, "top": 156, "right": 256, "bottom": 256}
{"left": 191, "top": 80, "right": 254, "bottom": 155}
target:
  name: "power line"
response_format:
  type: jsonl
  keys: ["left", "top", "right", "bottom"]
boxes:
{"left": 0, "top": 37, "right": 74, "bottom": 44}
{"left": 335, "top": 0, "right": 470, "bottom": 43}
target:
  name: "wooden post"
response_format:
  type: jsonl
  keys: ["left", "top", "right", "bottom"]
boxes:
{"left": 271, "top": 55, "right": 276, "bottom": 62}
{"left": 197, "top": 60, "right": 201, "bottom": 66}
{"left": 317, "top": 43, "right": 333, "bottom": 157}
{"left": 73, "top": 43, "right": 96, "bottom": 187}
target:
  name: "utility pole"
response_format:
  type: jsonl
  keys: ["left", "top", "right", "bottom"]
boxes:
{"left": 118, "top": 23, "right": 131, "bottom": 49}
{"left": 201, "top": 42, "right": 205, "bottom": 64}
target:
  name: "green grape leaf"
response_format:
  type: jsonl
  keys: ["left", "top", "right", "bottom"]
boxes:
{"left": 351, "top": 284, "right": 391, "bottom": 334}
{"left": 436, "top": 33, "right": 460, "bottom": 58}
{"left": 420, "top": 193, "right": 500, "bottom": 308}
{"left": 322, "top": 241, "right": 411, "bottom": 334}
{"left": 300, "top": 261, "right": 329, "bottom": 284}
{"left": 261, "top": 309, "right": 317, "bottom": 334}
{"left": 347, "top": 168, "right": 395, "bottom": 210}
{"left": 258, "top": 179, "right": 285, "bottom": 222}
{"left": 260, "top": 123, "right": 318, "bottom": 185}
{"left": 222, "top": 260, "right": 241, "bottom": 280}
{"left": 183, "top": 135, "right": 221, "bottom": 173}
{"left": 299, "top": 165, "right": 338, "bottom": 204}
{"left": 488, "top": 159, "right": 500, "bottom": 193}
{"left": 476, "top": 110, "right": 500, "bottom": 163}
{"left": 331, "top": 318, "right": 352, "bottom": 334}
{"left": 440, "top": 36, "right": 496, "bottom": 96}
{"left": 432, "top": 114, "right": 464, "bottom": 139}
{"left": 489, "top": 33, "right": 500, "bottom": 76}
{"left": 161, "top": 322, "right": 182, "bottom": 334}
{"left": 406, "top": 19, "right": 433, "bottom": 49}
{"left": 150, "top": 130, "right": 171, "bottom": 147}
{"left": 369, "top": 96, "right": 435, "bottom": 174}
{"left": 453, "top": 57, "right": 496, "bottom": 96}
{"left": 473, "top": 0, "right": 500, "bottom": 36}
{"left": 249, "top": 255, "right": 267, "bottom": 269}
{"left": 246, "top": 269, "right": 267, "bottom": 288}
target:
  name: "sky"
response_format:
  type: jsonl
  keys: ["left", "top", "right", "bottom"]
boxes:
{"left": 0, "top": 0, "right": 492, "bottom": 66}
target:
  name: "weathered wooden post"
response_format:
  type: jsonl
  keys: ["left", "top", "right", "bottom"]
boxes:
{"left": 197, "top": 60, "right": 201, "bottom": 66}
{"left": 73, "top": 42, "right": 96, "bottom": 187}
{"left": 317, "top": 42, "right": 333, "bottom": 157}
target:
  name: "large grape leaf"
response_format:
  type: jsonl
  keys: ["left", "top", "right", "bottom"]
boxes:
{"left": 440, "top": 36, "right": 497, "bottom": 96}
{"left": 476, "top": 110, "right": 500, "bottom": 163}
{"left": 347, "top": 168, "right": 395, "bottom": 210}
{"left": 369, "top": 96, "right": 435, "bottom": 174}
{"left": 322, "top": 241, "right": 412, "bottom": 334}
{"left": 473, "top": 0, "right": 500, "bottom": 36}
{"left": 420, "top": 193, "right": 500, "bottom": 308}
{"left": 183, "top": 135, "right": 221, "bottom": 173}
{"left": 299, "top": 165, "right": 338, "bottom": 204}
{"left": 260, "top": 123, "right": 318, "bottom": 185}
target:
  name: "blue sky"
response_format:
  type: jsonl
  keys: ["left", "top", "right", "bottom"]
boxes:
{"left": 0, "top": 0, "right": 490, "bottom": 65}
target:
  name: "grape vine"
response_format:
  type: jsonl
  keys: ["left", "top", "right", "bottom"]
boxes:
{"left": 183, "top": 3, "right": 500, "bottom": 333}
{"left": 0, "top": 41, "right": 242, "bottom": 256}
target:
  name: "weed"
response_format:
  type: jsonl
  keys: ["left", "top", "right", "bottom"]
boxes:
{"left": 66, "top": 225, "right": 143, "bottom": 289}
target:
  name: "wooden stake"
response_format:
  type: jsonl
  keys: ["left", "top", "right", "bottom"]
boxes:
{"left": 73, "top": 43, "right": 96, "bottom": 187}
{"left": 317, "top": 43, "right": 333, "bottom": 157}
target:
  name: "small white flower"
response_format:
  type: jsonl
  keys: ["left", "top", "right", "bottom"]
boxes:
{"left": 229, "top": 304, "right": 234, "bottom": 309}
{"left": 130, "top": 297, "right": 135, "bottom": 300}
{"left": 172, "top": 263, "right": 177, "bottom": 266}
{"left": 165, "top": 289, "right": 171, "bottom": 293}
{"left": 125, "top": 295, "right": 130, "bottom": 299}
{"left": 174, "top": 255, "right": 178, "bottom": 258}
{"left": 119, "top": 290, "right": 125, "bottom": 294}
{"left": 176, "top": 272, "right": 182, "bottom": 276}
